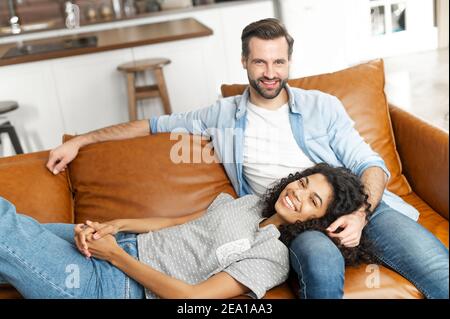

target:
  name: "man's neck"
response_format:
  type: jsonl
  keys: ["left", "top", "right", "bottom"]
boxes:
{"left": 248, "top": 87, "right": 289, "bottom": 110}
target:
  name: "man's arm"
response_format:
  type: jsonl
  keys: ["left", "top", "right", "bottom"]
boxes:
{"left": 327, "top": 96, "right": 391, "bottom": 180}
{"left": 360, "top": 166, "right": 388, "bottom": 214}
{"left": 47, "top": 101, "right": 220, "bottom": 175}
{"left": 325, "top": 96, "right": 390, "bottom": 247}
{"left": 47, "top": 120, "right": 150, "bottom": 174}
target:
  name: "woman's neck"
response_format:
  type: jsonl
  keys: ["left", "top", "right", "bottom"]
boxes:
{"left": 259, "top": 214, "right": 284, "bottom": 229}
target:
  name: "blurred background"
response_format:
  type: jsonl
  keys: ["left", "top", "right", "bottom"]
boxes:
{"left": 0, "top": 0, "right": 448, "bottom": 156}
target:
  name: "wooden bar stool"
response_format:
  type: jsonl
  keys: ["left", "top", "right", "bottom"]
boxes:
{"left": 0, "top": 101, "right": 24, "bottom": 155}
{"left": 117, "top": 58, "right": 172, "bottom": 121}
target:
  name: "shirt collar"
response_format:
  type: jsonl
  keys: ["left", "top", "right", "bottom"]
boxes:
{"left": 235, "top": 83, "right": 300, "bottom": 120}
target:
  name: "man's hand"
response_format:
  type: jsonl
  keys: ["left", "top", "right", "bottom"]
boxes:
{"left": 326, "top": 208, "right": 367, "bottom": 247}
{"left": 46, "top": 138, "right": 83, "bottom": 175}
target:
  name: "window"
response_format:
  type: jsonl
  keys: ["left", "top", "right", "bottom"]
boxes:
{"left": 370, "top": 0, "right": 407, "bottom": 36}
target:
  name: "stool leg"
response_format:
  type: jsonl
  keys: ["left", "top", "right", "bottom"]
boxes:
{"left": 0, "top": 121, "right": 24, "bottom": 154}
{"left": 126, "top": 73, "right": 138, "bottom": 121}
{"left": 154, "top": 68, "right": 172, "bottom": 115}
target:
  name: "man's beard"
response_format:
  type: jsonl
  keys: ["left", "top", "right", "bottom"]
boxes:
{"left": 248, "top": 76, "right": 287, "bottom": 99}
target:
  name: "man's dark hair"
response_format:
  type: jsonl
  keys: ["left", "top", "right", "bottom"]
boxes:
{"left": 260, "top": 163, "right": 379, "bottom": 266}
{"left": 241, "top": 18, "right": 294, "bottom": 59}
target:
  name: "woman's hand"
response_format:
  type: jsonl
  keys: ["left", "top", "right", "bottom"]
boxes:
{"left": 74, "top": 220, "right": 120, "bottom": 258}
{"left": 86, "top": 234, "right": 123, "bottom": 262}
{"left": 85, "top": 220, "right": 120, "bottom": 240}
{"left": 74, "top": 223, "right": 96, "bottom": 257}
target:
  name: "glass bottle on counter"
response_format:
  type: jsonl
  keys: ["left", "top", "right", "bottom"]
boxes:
{"left": 100, "top": 0, "right": 114, "bottom": 19}
{"left": 123, "top": 0, "right": 137, "bottom": 16}
{"left": 112, "top": 0, "right": 123, "bottom": 18}
{"left": 65, "top": 1, "right": 80, "bottom": 29}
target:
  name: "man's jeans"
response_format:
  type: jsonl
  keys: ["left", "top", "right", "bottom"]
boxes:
{"left": 289, "top": 201, "right": 449, "bottom": 299}
{"left": 0, "top": 197, "right": 145, "bottom": 298}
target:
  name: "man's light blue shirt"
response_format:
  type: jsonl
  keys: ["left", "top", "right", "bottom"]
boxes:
{"left": 150, "top": 85, "right": 419, "bottom": 220}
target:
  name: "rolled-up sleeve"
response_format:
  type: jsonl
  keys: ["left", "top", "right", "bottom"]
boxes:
{"left": 327, "top": 96, "right": 391, "bottom": 180}
{"left": 149, "top": 101, "right": 221, "bottom": 137}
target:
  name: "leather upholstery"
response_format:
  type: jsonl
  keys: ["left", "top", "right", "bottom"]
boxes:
{"left": 65, "top": 133, "right": 236, "bottom": 224}
{"left": 0, "top": 60, "right": 448, "bottom": 299}
{"left": 0, "top": 151, "right": 73, "bottom": 223}
{"left": 221, "top": 60, "right": 411, "bottom": 196}
{"left": 389, "top": 105, "right": 449, "bottom": 220}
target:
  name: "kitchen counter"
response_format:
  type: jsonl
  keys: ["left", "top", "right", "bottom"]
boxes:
{"left": 0, "top": 18, "right": 212, "bottom": 67}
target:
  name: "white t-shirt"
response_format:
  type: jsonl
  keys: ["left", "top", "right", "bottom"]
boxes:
{"left": 243, "top": 101, "right": 314, "bottom": 196}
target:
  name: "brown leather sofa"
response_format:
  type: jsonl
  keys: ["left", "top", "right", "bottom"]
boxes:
{"left": 0, "top": 59, "right": 448, "bottom": 299}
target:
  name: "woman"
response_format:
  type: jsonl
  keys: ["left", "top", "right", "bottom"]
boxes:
{"left": 0, "top": 163, "right": 375, "bottom": 299}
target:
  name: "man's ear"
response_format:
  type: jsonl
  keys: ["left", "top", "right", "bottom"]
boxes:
{"left": 241, "top": 56, "right": 247, "bottom": 69}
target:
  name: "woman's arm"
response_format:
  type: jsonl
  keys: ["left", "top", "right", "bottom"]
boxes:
{"left": 86, "top": 211, "right": 205, "bottom": 239}
{"left": 114, "top": 212, "right": 204, "bottom": 233}
{"left": 112, "top": 249, "right": 248, "bottom": 299}
{"left": 95, "top": 240, "right": 249, "bottom": 299}
{"left": 76, "top": 212, "right": 205, "bottom": 257}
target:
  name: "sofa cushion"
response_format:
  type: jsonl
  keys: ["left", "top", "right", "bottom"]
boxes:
{"left": 66, "top": 133, "right": 236, "bottom": 224}
{"left": 221, "top": 59, "right": 411, "bottom": 196}
{"left": 0, "top": 151, "right": 73, "bottom": 223}
{"left": 343, "top": 192, "right": 448, "bottom": 299}
{"left": 405, "top": 192, "right": 449, "bottom": 248}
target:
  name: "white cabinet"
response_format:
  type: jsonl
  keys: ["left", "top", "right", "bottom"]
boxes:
{"left": 0, "top": 61, "right": 65, "bottom": 154}
{"left": 51, "top": 48, "right": 134, "bottom": 135}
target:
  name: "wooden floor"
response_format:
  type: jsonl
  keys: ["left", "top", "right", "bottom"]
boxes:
{"left": 384, "top": 48, "right": 449, "bottom": 131}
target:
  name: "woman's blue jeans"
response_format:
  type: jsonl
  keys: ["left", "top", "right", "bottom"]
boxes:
{"left": 0, "top": 197, "right": 145, "bottom": 298}
{"left": 289, "top": 201, "right": 449, "bottom": 299}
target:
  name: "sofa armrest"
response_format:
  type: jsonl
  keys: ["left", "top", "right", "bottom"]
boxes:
{"left": 389, "top": 104, "right": 449, "bottom": 220}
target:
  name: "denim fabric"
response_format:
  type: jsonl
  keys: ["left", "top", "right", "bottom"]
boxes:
{"left": 150, "top": 85, "right": 419, "bottom": 221}
{"left": 289, "top": 201, "right": 449, "bottom": 299}
{"left": 289, "top": 231, "right": 345, "bottom": 299}
{"left": 0, "top": 196, "right": 145, "bottom": 299}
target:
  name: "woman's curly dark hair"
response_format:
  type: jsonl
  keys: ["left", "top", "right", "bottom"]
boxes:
{"left": 261, "top": 163, "right": 379, "bottom": 267}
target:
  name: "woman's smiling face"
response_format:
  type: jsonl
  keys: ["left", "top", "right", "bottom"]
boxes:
{"left": 275, "top": 173, "right": 334, "bottom": 224}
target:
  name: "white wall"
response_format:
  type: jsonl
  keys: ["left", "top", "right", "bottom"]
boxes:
{"left": 279, "top": 0, "right": 438, "bottom": 77}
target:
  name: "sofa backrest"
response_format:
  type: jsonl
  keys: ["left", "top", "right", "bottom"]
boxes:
{"left": 221, "top": 59, "right": 411, "bottom": 196}
{"left": 66, "top": 133, "right": 236, "bottom": 224}
{"left": 0, "top": 151, "right": 73, "bottom": 223}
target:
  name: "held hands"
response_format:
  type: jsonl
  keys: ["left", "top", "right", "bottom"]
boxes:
{"left": 326, "top": 208, "right": 368, "bottom": 248}
{"left": 74, "top": 220, "right": 121, "bottom": 261}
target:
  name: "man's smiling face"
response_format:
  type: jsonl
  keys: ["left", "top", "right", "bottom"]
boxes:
{"left": 242, "top": 37, "right": 290, "bottom": 100}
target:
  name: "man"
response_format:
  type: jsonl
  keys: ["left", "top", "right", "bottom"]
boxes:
{"left": 47, "top": 19, "right": 449, "bottom": 299}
